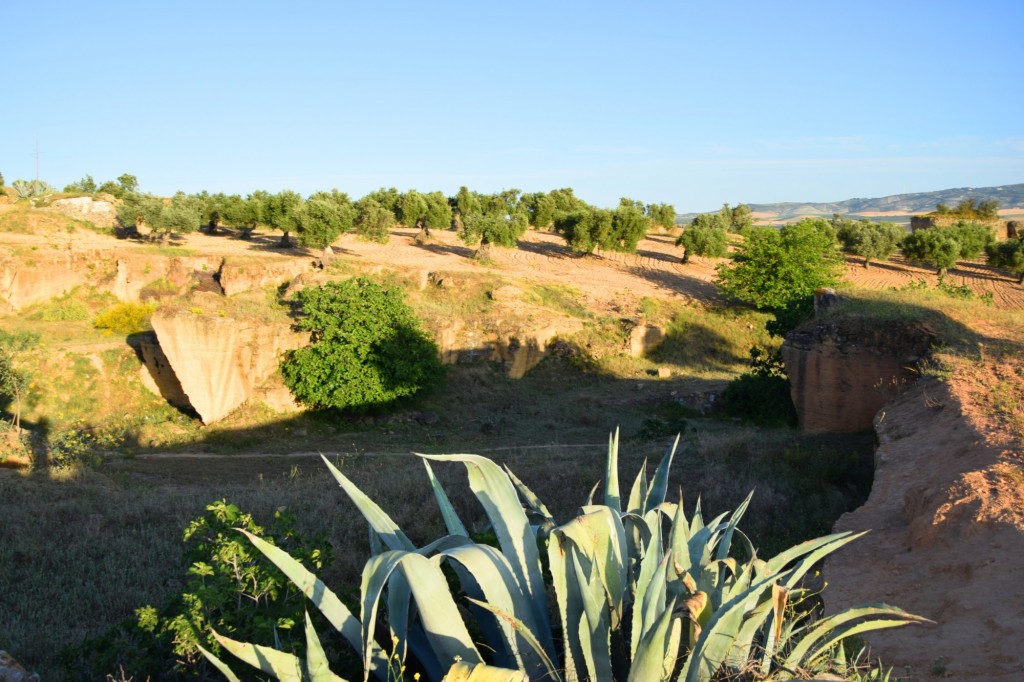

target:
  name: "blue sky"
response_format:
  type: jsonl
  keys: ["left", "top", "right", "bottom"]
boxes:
{"left": 2, "top": 0, "right": 1022, "bottom": 211}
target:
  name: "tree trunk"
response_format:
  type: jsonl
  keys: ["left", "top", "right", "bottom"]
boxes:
{"left": 1017, "top": 271, "right": 1023, "bottom": 284}
{"left": 681, "top": 249, "right": 690, "bottom": 264}
{"left": 279, "top": 231, "right": 291, "bottom": 248}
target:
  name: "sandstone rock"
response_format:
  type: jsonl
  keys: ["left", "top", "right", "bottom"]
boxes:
{"left": 135, "top": 333, "right": 191, "bottom": 410}
{"left": 254, "top": 379, "right": 302, "bottom": 414}
{"left": 113, "top": 255, "right": 221, "bottom": 301}
{"left": 47, "top": 196, "right": 118, "bottom": 228}
{"left": 151, "top": 307, "right": 308, "bottom": 423}
{"left": 490, "top": 319, "right": 585, "bottom": 379}
{"left": 0, "top": 250, "right": 87, "bottom": 310}
{"left": 628, "top": 323, "right": 666, "bottom": 357}
{"left": 218, "top": 256, "right": 312, "bottom": 297}
{"left": 824, "top": 377, "right": 1024, "bottom": 680}
{"left": 781, "top": 318, "right": 935, "bottom": 433}
{"left": 487, "top": 285, "right": 523, "bottom": 302}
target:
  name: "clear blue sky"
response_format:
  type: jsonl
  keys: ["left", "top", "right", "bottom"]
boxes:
{"left": 2, "top": 0, "right": 1022, "bottom": 211}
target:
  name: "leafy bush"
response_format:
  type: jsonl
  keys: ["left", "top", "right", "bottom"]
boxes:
{"left": 719, "top": 347, "right": 799, "bottom": 426}
{"left": 48, "top": 420, "right": 125, "bottom": 469}
{"left": 717, "top": 219, "right": 843, "bottom": 311}
{"left": 986, "top": 238, "right": 1024, "bottom": 283}
{"left": 29, "top": 292, "right": 90, "bottom": 321}
{"left": 204, "top": 433, "right": 927, "bottom": 681}
{"left": 93, "top": 302, "right": 157, "bottom": 335}
{"left": 281, "top": 278, "right": 445, "bottom": 412}
{"left": 61, "top": 501, "right": 333, "bottom": 680}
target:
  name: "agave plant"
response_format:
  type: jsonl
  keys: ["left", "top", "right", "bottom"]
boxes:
{"left": 204, "top": 431, "right": 927, "bottom": 681}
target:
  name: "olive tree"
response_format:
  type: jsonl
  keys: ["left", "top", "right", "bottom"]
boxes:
{"left": 265, "top": 190, "right": 304, "bottom": 247}
{"left": 835, "top": 219, "right": 906, "bottom": 268}
{"left": 676, "top": 212, "right": 729, "bottom": 263}
{"left": 295, "top": 191, "right": 356, "bottom": 249}
{"left": 986, "top": 238, "right": 1024, "bottom": 284}
{"left": 354, "top": 197, "right": 395, "bottom": 243}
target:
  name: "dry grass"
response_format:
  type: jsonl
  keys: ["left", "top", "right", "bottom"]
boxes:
{"left": 0, "top": 420, "right": 872, "bottom": 680}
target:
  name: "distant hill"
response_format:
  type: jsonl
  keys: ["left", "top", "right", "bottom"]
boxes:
{"left": 680, "top": 183, "right": 1024, "bottom": 224}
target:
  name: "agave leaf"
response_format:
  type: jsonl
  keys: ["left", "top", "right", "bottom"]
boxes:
{"left": 669, "top": 493, "right": 693, "bottom": 583}
{"left": 548, "top": 529, "right": 584, "bottom": 681}
{"left": 571, "top": 547, "right": 613, "bottom": 682}
{"left": 627, "top": 457, "right": 648, "bottom": 513}
{"left": 586, "top": 479, "right": 601, "bottom": 506}
{"left": 466, "top": 598, "right": 565, "bottom": 682}
{"left": 361, "top": 550, "right": 481, "bottom": 681}
{"left": 681, "top": 532, "right": 873, "bottom": 682}
{"left": 556, "top": 506, "right": 629, "bottom": 630}
{"left": 627, "top": 596, "right": 679, "bottom": 682}
{"left": 321, "top": 454, "right": 415, "bottom": 552}
{"left": 211, "top": 630, "right": 304, "bottom": 681}
{"left": 631, "top": 527, "right": 663, "bottom": 658}
{"left": 445, "top": 661, "right": 529, "bottom": 682}
{"left": 440, "top": 542, "right": 552, "bottom": 675}
{"left": 714, "top": 491, "right": 753, "bottom": 562}
{"left": 423, "top": 461, "right": 469, "bottom": 537}
{"left": 196, "top": 643, "right": 242, "bottom": 682}
{"left": 645, "top": 434, "right": 680, "bottom": 513}
{"left": 604, "top": 428, "right": 621, "bottom": 512}
{"left": 689, "top": 496, "right": 704, "bottom": 535}
{"left": 386, "top": 570, "right": 411, "bottom": 665}
{"left": 639, "top": 552, "right": 674, "bottom": 652}
{"left": 504, "top": 465, "right": 554, "bottom": 521}
{"left": 418, "top": 453, "right": 552, "bottom": 644}
{"left": 722, "top": 593, "right": 775, "bottom": 670}
{"left": 304, "top": 611, "right": 345, "bottom": 681}
{"left": 237, "top": 530, "right": 385, "bottom": 673}
{"left": 783, "top": 605, "right": 932, "bottom": 671}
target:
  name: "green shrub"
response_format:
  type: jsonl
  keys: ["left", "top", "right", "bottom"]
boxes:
{"left": 719, "top": 347, "right": 799, "bottom": 426}
{"left": 93, "top": 302, "right": 157, "bottom": 335}
{"left": 204, "top": 433, "right": 927, "bottom": 681}
{"left": 281, "top": 278, "right": 445, "bottom": 412}
{"left": 29, "top": 292, "right": 91, "bottom": 322}
{"left": 61, "top": 501, "right": 333, "bottom": 680}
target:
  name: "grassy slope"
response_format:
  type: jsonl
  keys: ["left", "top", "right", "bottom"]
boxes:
{"left": 1, "top": 206, "right": 1021, "bottom": 678}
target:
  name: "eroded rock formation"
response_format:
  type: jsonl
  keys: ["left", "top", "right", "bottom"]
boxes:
{"left": 150, "top": 305, "right": 308, "bottom": 423}
{"left": 47, "top": 196, "right": 118, "bottom": 228}
{"left": 781, "top": 318, "right": 935, "bottom": 433}
{"left": 824, "top": 374, "right": 1024, "bottom": 679}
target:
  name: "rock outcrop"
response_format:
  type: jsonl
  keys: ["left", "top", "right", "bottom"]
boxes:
{"left": 47, "top": 196, "right": 118, "bottom": 228}
{"left": 781, "top": 318, "right": 935, "bottom": 433}
{"left": 489, "top": 320, "right": 585, "bottom": 379}
{"left": 628, "top": 323, "right": 666, "bottom": 357}
{"left": 150, "top": 305, "right": 308, "bottom": 423}
{"left": 824, "top": 375, "right": 1024, "bottom": 680}
{"left": 134, "top": 333, "right": 191, "bottom": 410}
{"left": 0, "top": 250, "right": 98, "bottom": 311}
{"left": 218, "top": 256, "right": 312, "bottom": 297}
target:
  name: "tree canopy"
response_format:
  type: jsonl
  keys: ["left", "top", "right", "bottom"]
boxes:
{"left": 717, "top": 218, "right": 844, "bottom": 311}
{"left": 833, "top": 217, "right": 905, "bottom": 268}
{"left": 280, "top": 279, "right": 444, "bottom": 412}
{"left": 986, "top": 238, "right": 1024, "bottom": 284}
{"left": 675, "top": 212, "right": 729, "bottom": 262}
{"left": 901, "top": 222, "right": 995, "bottom": 279}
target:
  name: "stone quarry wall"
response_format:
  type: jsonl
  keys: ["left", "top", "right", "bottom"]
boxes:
{"left": 781, "top": 317, "right": 935, "bottom": 433}
{"left": 150, "top": 307, "right": 308, "bottom": 424}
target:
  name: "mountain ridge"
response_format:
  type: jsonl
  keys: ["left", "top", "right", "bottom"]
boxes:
{"left": 685, "top": 182, "right": 1024, "bottom": 222}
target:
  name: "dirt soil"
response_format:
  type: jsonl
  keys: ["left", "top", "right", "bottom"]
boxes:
{"left": 3, "top": 205, "right": 1023, "bottom": 313}
{"left": 825, "top": 351, "right": 1024, "bottom": 680}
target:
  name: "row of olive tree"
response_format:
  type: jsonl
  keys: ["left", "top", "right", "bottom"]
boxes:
{"left": 85, "top": 174, "right": 675, "bottom": 254}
